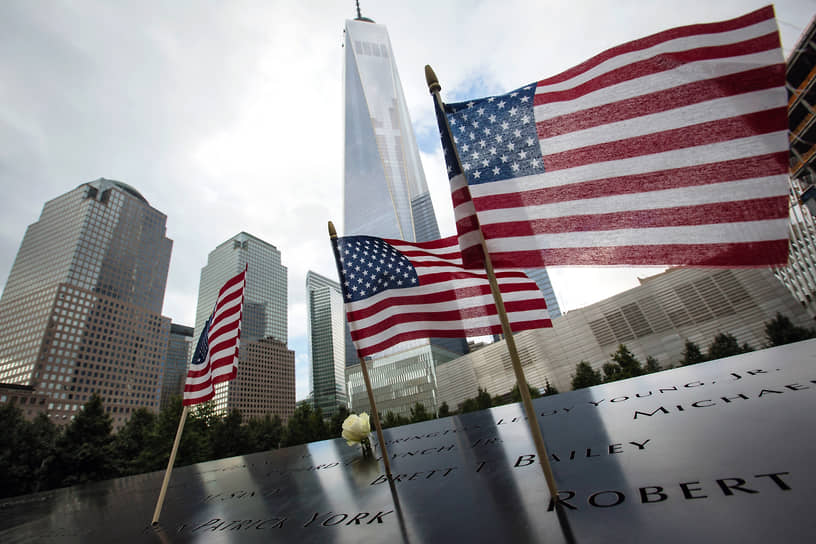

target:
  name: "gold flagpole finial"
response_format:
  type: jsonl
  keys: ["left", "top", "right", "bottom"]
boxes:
{"left": 328, "top": 221, "right": 337, "bottom": 239}
{"left": 425, "top": 65, "right": 441, "bottom": 94}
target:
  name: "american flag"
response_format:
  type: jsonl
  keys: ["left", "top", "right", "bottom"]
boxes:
{"left": 183, "top": 268, "right": 246, "bottom": 405}
{"left": 435, "top": 6, "right": 789, "bottom": 269}
{"left": 331, "top": 235, "right": 551, "bottom": 358}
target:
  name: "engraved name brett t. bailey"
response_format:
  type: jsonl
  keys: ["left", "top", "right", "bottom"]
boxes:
{"left": 1, "top": 339, "right": 814, "bottom": 543}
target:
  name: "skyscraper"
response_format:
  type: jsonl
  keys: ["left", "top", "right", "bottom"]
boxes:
{"left": 160, "top": 323, "right": 193, "bottom": 411}
{"left": 306, "top": 271, "right": 346, "bottom": 417}
{"left": 193, "top": 232, "right": 289, "bottom": 415}
{"left": 342, "top": 14, "right": 465, "bottom": 416}
{"left": 0, "top": 178, "right": 172, "bottom": 427}
{"left": 524, "top": 268, "right": 561, "bottom": 319}
{"left": 343, "top": 16, "right": 440, "bottom": 243}
{"left": 776, "top": 18, "right": 816, "bottom": 317}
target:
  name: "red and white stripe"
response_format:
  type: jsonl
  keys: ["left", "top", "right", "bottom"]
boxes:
{"left": 453, "top": 6, "right": 789, "bottom": 268}
{"left": 183, "top": 268, "right": 246, "bottom": 405}
{"left": 346, "top": 236, "right": 550, "bottom": 358}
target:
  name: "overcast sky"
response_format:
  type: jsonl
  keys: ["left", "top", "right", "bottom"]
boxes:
{"left": 0, "top": 0, "right": 812, "bottom": 401}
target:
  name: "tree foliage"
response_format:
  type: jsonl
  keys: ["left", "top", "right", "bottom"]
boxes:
{"left": 644, "top": 356, "right": 661, "bottom": 373}
{"left": 460, "top": 387, "right": 493, "bottom": 413}
{"left": 409, "top": 402, "right": 432, "bottom": 423}
{"left": 542, "top": 379, "right": 559, "bottom": 396}
{"left": 764, "top": 313, "right": 815, "bottom": 346}
{"left": 437, "top": 402, "right": 451, "bottom": 418}
{"left": 706, "top": 333, "right": 751, "bottom": 360}
{"left": 510, "top": 383, "right": 542, "bottom": 403}
{"left": 382, "top": 410, "right": 410, "bottom": 428}
{"left": 680, "top": 340, "right": 706, "bottom": 366}
{"left": 571, "top": 361, "right": 602, "bottom": 390}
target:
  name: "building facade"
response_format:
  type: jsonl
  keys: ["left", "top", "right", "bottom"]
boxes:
{"left": 777, "top": 20, "right": 816, "bottom": 317}
{"left": 0, "top": 178, "right": 172, "bottom": 427}
{"left": 193, "top": 232, "right": 289, "bottom": 415}
{"left": 306, "top": 271, "right": 346, "bottom": 418}
{"left": 437, "top": 268, "right": 813, "bottom": 409}
{"left": 227, "top": 337, "right": 295, "bottom": 422}
{"left": 159, "top": 323, "right": 193, "bottom": 411}
{"left": 341, "top": 15, "right": 468, "bottom": 416}
{"left": 342, "top": 17, "right": 441, "bottom": 243}
{"left": 346, "top": 342, "right": 460, "bottom": 419}
{"left": 523, "top": 268, "right": 561, "bottom": 319}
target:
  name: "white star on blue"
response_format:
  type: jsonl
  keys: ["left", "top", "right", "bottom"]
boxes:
{"left": 333, "top": 236, "right": 419, "bottom": 302}
{"left": 435, "top": 84, "right": 544, "bottom": 184}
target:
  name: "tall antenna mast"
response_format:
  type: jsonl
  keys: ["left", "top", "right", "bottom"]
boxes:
{"left": 354, "top": 0, "right": 374, "bottom": 22}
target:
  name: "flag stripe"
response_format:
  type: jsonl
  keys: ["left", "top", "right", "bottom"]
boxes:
{"left": 351, "top": 304, "right": 548, "bottom": 343}
{"left": 541, "top": 108, "right": 787, "bottom": 172}
{"left": 478, "top": 176, "right": 787, "bottom": 222}
{"left": 536, "top": 6, "right": 775, "bottom": 87}
{"left": 540, "top": 87, "right": 784, "bottom": 156}
{"left": 481, "top": 197, "right": 787, "bottom": 237}
{"left": 346, "top": 282, "right": 544, "bottom": 322}
{"left": 536, "top": 64, "right": 784, "bottom": 139}
{"left": 534, "top": 33, "right": 780, "bottom": 108}
{"left": 472, "top": 152, "right": 787, "bottom": 210}
{"left": 355, "top": 319, "right": 552, "bottom": 359}
{"left": 485, "top": 240, "right": 789, "bottom": 268}
{"left": 333, "top": 235, "right": 551, "bottom": 358}
{"left": 183, "top": 268, "right": 245, "bottom": 406}
{"left": 352, "top": 310, "right": 551, "bottom": 356}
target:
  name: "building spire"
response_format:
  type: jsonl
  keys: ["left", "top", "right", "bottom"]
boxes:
{"left": 354, "top": 0, "right": 375, "bottom": 23}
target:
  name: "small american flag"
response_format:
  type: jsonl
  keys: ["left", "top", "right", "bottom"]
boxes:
{"left": 435, "top": 6, "right": 789, "bottom": 269}
{"left": 331, "top": 234, "right": 550, "bottom": 358}
{"left": 183, "top": 268, "right": 246, "bottom": 405}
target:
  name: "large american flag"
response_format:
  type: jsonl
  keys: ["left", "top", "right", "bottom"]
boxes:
{"left": 183, "top": 268, "right": 246, "bottom": 406}
{"left": 435, "top": 6, "right": 789, "bottom": 269}
{"left": 332, "top": 235, "right": 551, "bottom": 358}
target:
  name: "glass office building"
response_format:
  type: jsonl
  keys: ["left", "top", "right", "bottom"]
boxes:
{"left": 306, "top": 271, "right": 346, "bottom": 417}
{"left": 194, "top": 232, "right": 288, "bottom": 415}
{"left": 342, "top": 17, "right": 440, "bottom": 243}
{"left": 0, "top": 178, "right": 172, "bottom": 427}
{"left": 160, "top": 323, "right": 193, "bottom": 411}
{"left": 341, "top": 15, "right": 466, "bottom": 417}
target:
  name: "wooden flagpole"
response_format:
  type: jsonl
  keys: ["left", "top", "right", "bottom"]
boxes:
{"left": 152, "top": 404, "right": 189, "bottom": 525}
{"left": 328, "top": 221, "right": 393, "bottom": 478}
{"left": 425, "top": 65, "right": 559, "bottom": 499}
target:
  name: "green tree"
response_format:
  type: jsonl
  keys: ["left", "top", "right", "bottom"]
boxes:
{"left": 680, "top": 340, "right": 706, "bottom": 366}
{"left": 437, "top": 402, "right": 451, "bottom": 418}
{"left": 328, "top": 405, "right": 350, "bottom": 437}
{"left": 610, "top": 344, "right": 644, "bottom": 379}
{"left": 382, "top": 410, "right": 409, "bottom": 428}
{"left": 764, "top": 313, "right": 815, "bottom": 346}
{"left": 282, "top": 403, "right": 328, "bottom": 446}
{"left": 409, "top": 402, "right": 432, "bottom": 423}
{"left": 210, "top": 410, "right": 251, "bottom": 459}
{"left": 138, "top": 396, "right": 211, "bottom": 472}
{"left": 602, "top": 362, "right": 623, "bottom": 382}
{"left": 48, "top": 393, "right": 116, "bottom": 487}
{"left": 571, "top": 361, "right": 602, "bottom": 390}
{"left": 707, "top": 333, "right": 749, "bottom": 360}
{"left": 542, "top": 379, "right": 559, "bottom": 396}
{"left": 114, "top": 407, "right": 157, "bottom": 475}
{"left": 1, "top": 403, "right": 40, "bottom": 497}
{"left": 460, "top": 387, "right": 493, "bottom": 413}
{"left": 510, "top": 383, "right": 542, "bottom": 403}
{"left": 246, "top": 414, "right": 283, "bottom": 452}
{"left": 25, "top": 413, "right": 60, "bottom": 494}
{"left": 644, "top": 356, "right": 661, "bottom": 374}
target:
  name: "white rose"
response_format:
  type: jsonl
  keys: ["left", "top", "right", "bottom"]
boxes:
{"left": 341, "top": 412, "right": 371, "bottom": 446}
